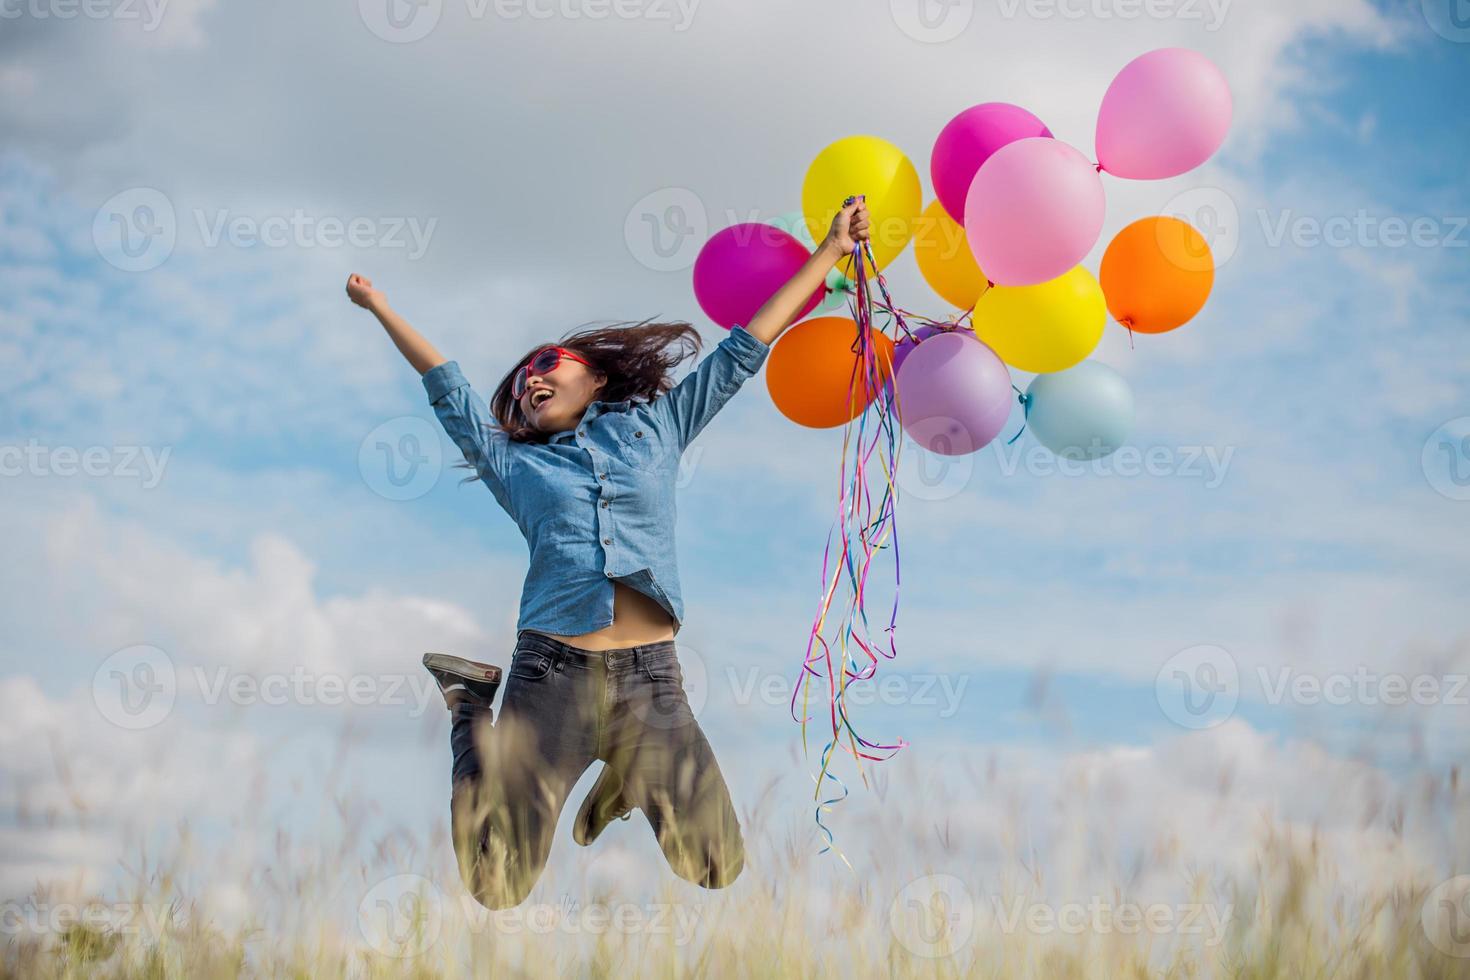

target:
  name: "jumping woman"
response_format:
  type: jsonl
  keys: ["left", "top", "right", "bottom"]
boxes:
{"left": 346, "top": 196, "right": 871, "bottom": 909}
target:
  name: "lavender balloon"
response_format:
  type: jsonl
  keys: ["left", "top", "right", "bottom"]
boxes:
{"left": 893, "top": 332, "right": 1014, "bottom": 456}
{"left": 892, "top": 325, "right": 944, "bottom": 377}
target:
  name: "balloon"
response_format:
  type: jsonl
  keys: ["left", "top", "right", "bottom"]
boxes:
{"left": 766, "top": 316, "right": 895, "bottom": 428}
{"left": 965, "top": 138, "right": 1106, "bottom": 287}
{"left": 892, "top": 325, "right": 948, "bottom": 379}
{"left": 913, "top": 200, "right": 990, "bottom": 310}
{"left": 971, "top": 266, "right": 1106, "bottom": 374}
{"left": 693, "top": 223, "right": 823, "bottom": 330}
{"left": 931, "top": 102, "right": 1053, "bottom": 225}
{"left": 1025, "top": 362, "right": 1134, "bottom": 460}
{"left": 1100, "top": 216, "right": 1214, "bottom": 334}
{"left": 1096, "top": 48, "right": 1232, "bottom": 180}
{"left": 879, "top": 324, "right": 950, "bottom": 407}
{"left": 893, "top": 332, "right": 1014, "bottom": 456}
{"left": 802, "top": 135, "right": 922, "bottom": 271}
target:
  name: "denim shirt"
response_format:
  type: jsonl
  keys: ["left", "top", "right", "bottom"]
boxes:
{"left": 422, "top": 324, "right": 772, "bottom": 637}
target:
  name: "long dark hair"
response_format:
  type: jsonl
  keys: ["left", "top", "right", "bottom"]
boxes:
{"left": 453, "top": 318, "right": 703, "bottom": 485}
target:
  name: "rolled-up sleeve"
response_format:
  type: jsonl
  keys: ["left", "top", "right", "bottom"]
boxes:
{"left": 422, "top": 360, "right": 509, "bottom": 491}
{"left": 652, "top": 324, "right": 771, "bottom": 451}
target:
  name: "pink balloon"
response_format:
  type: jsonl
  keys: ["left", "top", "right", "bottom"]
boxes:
{"left": 964, "top": 138, "right": 1106, "bottom": 287}
{"left": 1096, "top": 48, "right": 1232, "bottom": 180}
{"left": 693, "top": 224, "right": 822, "bottom": 330}
{"left": 931, "top": 103, "right": 1053, "bottom": 226}
{"left": 893, "top": 332, "right": 1013, "bottom": 456}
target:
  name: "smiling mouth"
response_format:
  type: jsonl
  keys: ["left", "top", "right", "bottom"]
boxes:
{"left": 529, "top": 388, "right": 555, "bottom": 411}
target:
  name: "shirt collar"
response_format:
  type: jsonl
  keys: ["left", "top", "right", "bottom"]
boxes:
{"left": 545, "top": 399, "right": 634, "bottom": 443}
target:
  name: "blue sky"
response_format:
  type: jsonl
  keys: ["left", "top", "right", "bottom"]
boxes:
{"left": 1, "top": 0, "right": 1467, "bottom": 924}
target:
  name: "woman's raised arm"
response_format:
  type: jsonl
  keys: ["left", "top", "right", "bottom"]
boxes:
{"left": 743, "top": 197, "right": 871, "bottom": 347}
{"left": 346, "top": 273, "right": 447, "bottom": 376}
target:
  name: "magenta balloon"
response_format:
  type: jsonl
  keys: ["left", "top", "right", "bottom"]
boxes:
{"left": 893, "top": 332, "right": 1014, "bottom": 456}
{"left": 693, "top": 224, "right": 822, "bottom": 330}
{"left": 964, "top": 138, "right": 1106, "bottom": 287}
{"left": 1096, "top": 48, "right": 1232, "bottom": 179}
{"left": 931, "top": 103, "right": 1053, "bottom": 226}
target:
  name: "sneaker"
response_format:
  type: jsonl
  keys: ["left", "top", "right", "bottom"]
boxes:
{"left": 572, "top": 764, "right": 635, "bottom": 846}
{"left": 423, "top": 652, "right": 503, "bottom": 710}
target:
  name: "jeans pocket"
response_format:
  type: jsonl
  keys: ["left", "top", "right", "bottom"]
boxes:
{"left": 640, "top": 651, "right": 682, "bottom": 686}
{"left": 510, "top": 650, "right": 554, "bottom": 681}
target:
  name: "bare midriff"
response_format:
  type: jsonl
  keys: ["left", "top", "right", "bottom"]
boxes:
{"left": 534, "top": 581, "right": 676, "bottom": 651}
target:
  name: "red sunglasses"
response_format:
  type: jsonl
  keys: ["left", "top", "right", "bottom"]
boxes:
{"left": 512, "top": 345, "right": 592, "bottom": 400}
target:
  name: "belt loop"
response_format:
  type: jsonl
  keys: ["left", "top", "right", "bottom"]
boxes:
{"left": 553, "top": 649, "right": 565, "bottom": 673}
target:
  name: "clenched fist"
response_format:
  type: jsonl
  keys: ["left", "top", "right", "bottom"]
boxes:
{"left": 345, "top": 273, "right": 385, "bottom": 311}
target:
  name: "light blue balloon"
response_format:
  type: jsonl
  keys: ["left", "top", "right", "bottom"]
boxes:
{"left": 1025, "top": 361, "right": 1134, "bottom": 460}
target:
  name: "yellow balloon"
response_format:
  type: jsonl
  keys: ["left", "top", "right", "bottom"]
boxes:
{"left": 801, "top": 135, "right": 922, "bottom": 272}
{"left": 971, "top": 266, "right": 1106, "bottom": 373}
{"left": 913, "top": 200, "right": 989, "bottom": 310}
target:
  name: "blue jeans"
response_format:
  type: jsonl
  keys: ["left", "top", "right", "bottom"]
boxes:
{"left": 450, "top": 629, "right": 744, "bottom": 908}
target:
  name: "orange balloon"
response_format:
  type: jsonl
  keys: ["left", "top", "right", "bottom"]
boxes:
{"left": 766, "top": 317, "right": 895, "bottom": 428}
{"left": 913, "top": 199, "right": 990, "bottom": 310}
{"left": 1100, "top": 216, "right": 1214, "bottom": 334}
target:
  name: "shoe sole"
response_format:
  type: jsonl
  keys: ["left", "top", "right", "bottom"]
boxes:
{"left": 422, "top": 652, "right": 503, "bottom": 685}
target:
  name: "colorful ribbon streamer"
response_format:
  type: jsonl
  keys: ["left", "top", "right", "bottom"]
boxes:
{"left": 794, "top": 237, "right": 940, "bottom": 862}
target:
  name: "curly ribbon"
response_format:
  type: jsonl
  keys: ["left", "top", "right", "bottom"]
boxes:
{"left": 1006, "top": 384, "right": 1032, "bottom": 446}
{"left": 793, "top": 233, "right": 923, "bottom": 861}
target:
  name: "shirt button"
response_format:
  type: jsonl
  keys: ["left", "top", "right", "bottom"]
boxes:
{"left": 602, "top": 538, "right": 611, "bottom": 545}
{"left": 598, "top": 473, "right": 607, "bottom": 480}
{"left": 600, "top": 500, "right": 609, "bottom": 508}
{"left": 634, "top": 430, "right": 643, "bottom": 438}
{"left": 605, "top": 570, "right": 613, "bottom": 577}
